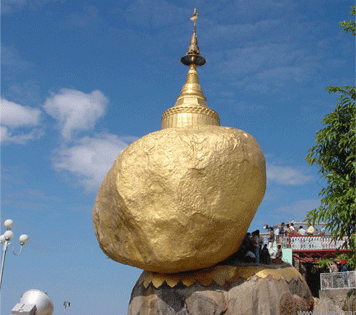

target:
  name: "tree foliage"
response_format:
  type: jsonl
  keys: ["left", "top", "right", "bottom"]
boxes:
{"left": 340, "top": 6, "right": 356, "bottom": 36}
{"left": 306, "top": 86, "right": 356, "bottom": 247}
{"left": 305, "top": 7, "right": 356, "bottom": 256}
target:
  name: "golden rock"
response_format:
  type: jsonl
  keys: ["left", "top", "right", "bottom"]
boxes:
{"left": 93, "top": 8, "right": 266, "bottom": 274}
{"left": 93, "top": 125, "right": 266, "bottom": 273}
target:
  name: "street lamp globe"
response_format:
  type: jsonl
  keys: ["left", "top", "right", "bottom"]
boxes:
{"left": 4, "top": 230, "right": 14, "bottom": 241}
{"left": 19, "top": 234, "right": 29, "bottom": 245}
{"left": 0, "top": 235, "right": 5, "bottom": 243}
{"left": 4, "top": 219, "right": 14, "bottom": 230}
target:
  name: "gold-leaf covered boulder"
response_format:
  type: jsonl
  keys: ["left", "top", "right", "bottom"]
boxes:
{"left": 93, "top": 125, "right": 266, "bottom": 273}
{"left": 93, "top": 9, "right": 266, "bottom": 274}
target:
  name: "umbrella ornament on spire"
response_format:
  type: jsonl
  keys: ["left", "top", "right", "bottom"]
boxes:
{"left": 181, "top": 8, "right": 206, "bottom": 66}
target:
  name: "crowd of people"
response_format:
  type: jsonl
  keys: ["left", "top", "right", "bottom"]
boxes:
{"left": 266, "top": 222, "right": 317, "bottom": 249}
{"left": 238, "top": 222, "right": 318, "bottom": 264}
{"left": 235, "top": 230, "right": 282, "bottom": 265}
{"left": 227, "top": 222, "right": 326, "bottom": 266}
{"left": 328, "top": 260, "right": 349, "bottom": 273}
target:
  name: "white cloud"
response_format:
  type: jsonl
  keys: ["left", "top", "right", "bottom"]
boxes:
{"left": 1, "top": 0, "right": 27, "bottom": 14}
{"left": 202, "top": 14, "right": 341, "bottom": 95}
{"left": 274, "top": 199, "right": 321, "bottom": 222}
{"left": 1, "top": 46, "right": 33, "bottom": 72}
{"left": 202, "top": 19, "right": 282, "bottom": 48}
{"left": 43, "top": 89, "right": 108, "bottom": 141}
{"left": 0, "top": 98, "right": 43, "bottom": 144}
{"left": 52, "top": 133, "right": 136, "bottom": 192}
{"left": 62, "top": 5, "right": 101, "bottom": 29}
{"left": 124, "top": 0, "right": 188, "bottom": 27}
{"left": 1, "top": 0, "right": 60, "bottom": 14}
{"left": 214, "top": 43, "right": 315, "bottom": 79}
{"left": 7, "top": 81, "right": 42, "bottom": 105}
{"left": 1, "top": 125, "right": 44, "bottom": 144}
{"left": 267, "top": 164, "right": 312, "bottom": 185}
{"left": 1, "top": 125, "right": 11, "bottom": 142}
{"left": 207, "top": 45, "right": 311, "bottom": 94}
{"left": 256, "top": 66, "right": 305, "bottom": 84}
{"left": 1, "top": 98, "right": 41, "bottom": 127}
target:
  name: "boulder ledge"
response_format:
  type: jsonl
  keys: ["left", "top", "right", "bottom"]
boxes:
{"left": 128, "top": 262, "right": 313, "bottom": 315}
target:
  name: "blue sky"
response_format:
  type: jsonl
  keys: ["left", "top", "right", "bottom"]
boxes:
{"left": 1, "top": 0, "right": 355, "bottom": 314}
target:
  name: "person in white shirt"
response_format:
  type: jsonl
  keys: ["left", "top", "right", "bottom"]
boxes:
{"left": 298, "top": 226, "right": 306, "bottom": 235}
{"left": 271, "top": 245, "right": 283, "bottom": 264}
{"left": 289, "top": 223, "right": 295, "bottom": 231}
{"left": 274, "top": 227, "right": 280, "bottom": 244}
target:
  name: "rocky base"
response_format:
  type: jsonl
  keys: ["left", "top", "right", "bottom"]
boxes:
{"left": 128, "top": 262, "right": 313, "bottom": 315}
{"left": 314, "top": 289, "right": 356, "bottom": 313}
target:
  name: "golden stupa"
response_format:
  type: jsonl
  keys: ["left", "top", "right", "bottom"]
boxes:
{"left": 93, "top": 9, "right": 266, "bottom": 274}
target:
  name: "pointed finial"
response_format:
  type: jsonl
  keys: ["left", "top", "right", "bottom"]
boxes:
{"left": 190, "top": 8, "right": 198, "bottom": 32}
{"left": 181, "top": 8, "right": 206, "bottom": 66}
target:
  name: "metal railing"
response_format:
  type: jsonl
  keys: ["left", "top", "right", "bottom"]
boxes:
{"left": 290, "top": 235, "right": 347, "bottom": 250}
{"left": 320, "top": 271, "right": 356, "bottom": 290}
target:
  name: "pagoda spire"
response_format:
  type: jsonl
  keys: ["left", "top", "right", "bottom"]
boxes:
{"left": 161, "top": 8, "right": 220, "bottom": 129}
{"left": 180, "top": 8, "right": 206, "bottom": 67}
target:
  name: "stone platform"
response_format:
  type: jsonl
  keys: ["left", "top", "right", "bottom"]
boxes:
{"left": 128, "top": 262, "right": 314, "bottom": 315}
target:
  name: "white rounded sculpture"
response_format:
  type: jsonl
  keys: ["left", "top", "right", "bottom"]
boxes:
{"left": 19, "top": 289, "right": 54, "bottom": 315}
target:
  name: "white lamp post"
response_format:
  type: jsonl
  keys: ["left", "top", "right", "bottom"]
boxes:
{"left": 0, "top": 219, "right": 29, "bottom": 292}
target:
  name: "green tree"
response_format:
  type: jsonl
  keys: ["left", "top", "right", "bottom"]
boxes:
{"left": 340, "top": 6, "right": 356, "bottom": 36}
{"left": 305, "top": 6, "right": 356, "bottom": 268}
